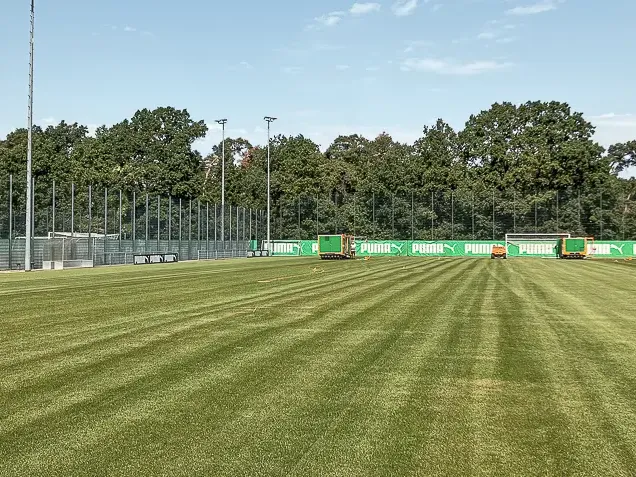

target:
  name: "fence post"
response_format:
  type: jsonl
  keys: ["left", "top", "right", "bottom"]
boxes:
{"left": 188, "top": 199, "right": 192, "bottom": 260}
{"left": 372, "top": 191, "right": 376, "bottom": 239}
{"left": 249, "top": 208, "right": 252, "bottom": 241}
{"left": 168, "top": 196, "right": 172, "bottom": 251}
{"left": 214, "top": 204, "right": 217, "bottom": 242}
{"left": 229, "top": 204, "right": 232, "bottom": 245}
{"left": 600, "top": 190, "right": 604, "bottom": 240}
{"left": 534, "top": 193, "right": 538, "bottom": 234}
{"left": 145, "top": 193, "right": 149, "bottom": 251}
{"left": 513, "top": 190, "right": 516, "bottom": 234}
{"left": 104, "top": 187, "right": 108, "bottom": 257}
{"left": 8, "top": 175, "right": 12, "bottom": 269}
{"left": 157, "top": 196, "right": 161, "bottom": 251}
{"left": 71, "top": 183, "right": 75, "bottom": 237}
{"left": 52, "top": 180, "right": 56, "bottom": 236}
{"left": 556, "top": 190, "right": 559, "bottom": 233}
{"left": 179, "top": 198, "right": 182, "bottom": 255}
{"left": 392, "top": 194, "right": 395, "bottom": 240}
{"left": 353, "top": 195, "right": 356, "bottom": 238}
{"left": 118, "top": 190, "right": 122, "bottom": 251}
{"left": 88, "top": 185, "right": 92, "bottom": 261}
{"left": 622, "top": 192, "right": 626, "bottom": 240}
{"left": 132, "top": 191, "right": 136, "bottom": 252}
{"left": 206, "top": 202, "right": 209, "bottom": 254}
{"left": 197, "top": 199, "right": 201, "bottom": 251}
{"left": 316, "top": 195, "right": 319, "bottom": 237}
{"left": 471, "top": 190, "right": 475, "bottom": 240}
{"left": 431, "top": 191, "right": 434, "bottom": 241}
{"left": 492, "top": 189, "right": 495, "bottom": 240}
{"left": 578, "top": 189, "right": 581, "bottom": 233}
{"left": 411, "top": 191, "right": 414, "bottom": 240}
{"left": 236, "top": 206, "right": 239, "bottom": 247}
{"left": 298, "top": 198, "right": 301, "bottom": 240}
{"left": 451, "top": 189, "right": 454, "bottom": 241}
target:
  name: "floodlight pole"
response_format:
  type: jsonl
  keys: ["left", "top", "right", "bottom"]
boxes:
{"left": 264, "top": 116, "right": 276, "bottom": 251}
{"left": 215, "top": 119, "right": 227, "bottom": 242}
{"left": 25, "top": 0, "right": 35, "bottom": 271}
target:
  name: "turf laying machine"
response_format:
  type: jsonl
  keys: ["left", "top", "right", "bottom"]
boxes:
{"left": 556, "top": 237, "right": 593, "bottom": 259}
{"left": 318, "top": 234, "right": 356, "bottom": 260}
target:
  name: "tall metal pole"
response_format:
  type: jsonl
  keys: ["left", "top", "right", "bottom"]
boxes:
{"left": 216, "top": 119, "right": 227, "bottom": 242}
{"left": 132, "top": 191, "right": 136, "bottom": 252}
{"left": 9, "top": 175, "right": 13, "bottom": 269}
{"left": 52, "top": 180, "right": 56, "bottom": 236}
{"left": 25, "top": 0, "right": 35, "bottom": 270}
{"left": 411, "top": 191, "right": 414, "bottom": 240}
{"left": 431, "top": 191, "right": 434, "bottom": 241}
{"left": 264, "top": 116, "right": 277, "bottom": 250}
{"left": 451, "top": 190, "right": 454, "bottom": 240}
{"left": 88, "top": 185, "right": 92, "bottom": 261}
{"left": 71, "top": 183, "right": 75, "bottom": 237}
{"left": 104, "top": 188, "right": 108, "bottom": 255}
{"left": 157, "top": 196, "right": 161, "bottom": 251}
{"left": 119, "top": 190, "right": 122, "bottom": 250}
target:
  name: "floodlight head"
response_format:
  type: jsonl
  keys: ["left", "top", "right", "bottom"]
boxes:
{"left": 215, "top": 119, "right": 228, "bottom": 125}
{"left": 264, "top": 116, "right": 277, "bottom": 122}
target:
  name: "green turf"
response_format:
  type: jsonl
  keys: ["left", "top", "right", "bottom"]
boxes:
{"left": 1, "top": 257, "right": 635, "bottom": 476}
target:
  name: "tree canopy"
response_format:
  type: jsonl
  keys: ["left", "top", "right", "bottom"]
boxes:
{"left": 1, "top": 101, "right": 635, "bottom": 240}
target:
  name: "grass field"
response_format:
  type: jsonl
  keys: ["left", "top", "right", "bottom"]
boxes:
{"left": 1, "top": 257, "right": 635, "bottom": 476}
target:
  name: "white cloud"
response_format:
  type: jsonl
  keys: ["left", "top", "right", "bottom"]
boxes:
{"left": 478, "top": 32, "right": 497, "bottom": 40}
{"left": 392, "top": 0, "right": 419, "bottom": 17}
{"left": 506, "top": 1, "right": 557, "bottom": 15}
{"left": 401, "top": 58, "right": 513, "bottom": 75}
{"left": 350, "top": 2, "right": 381, "bottom": 15}
{"left": 496, "top": 37, "right": 517, "bottom": 44}
{"left": 432, "top": 4, "right": 443, "bottom": 12}
{"left": 42, "top": 117, "right": 56, "bottom": 125}
{"left": 589, "top": 113, "right": 636, "bottom": 130}
{"left": 308, "top": 11, "right": 346, "bottom": 29}
{"left": 366, "top": 66, "right": 380, "bottom": 72}
{"left": 336, "top": 64, "right": 351, "bottom": 71}
{"left": 123, "top": 26, "right": 137, "bottom": 32}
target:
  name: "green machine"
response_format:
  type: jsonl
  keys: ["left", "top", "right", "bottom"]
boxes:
{"left": 557, "top": 237, "right": 591, "bottom": 259}
{"left": 318, "top": 234, "right": 355, "bottom": 260}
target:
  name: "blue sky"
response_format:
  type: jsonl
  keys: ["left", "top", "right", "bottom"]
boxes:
{"left": 1, "top": 0, "right": 635, "bottom": 161}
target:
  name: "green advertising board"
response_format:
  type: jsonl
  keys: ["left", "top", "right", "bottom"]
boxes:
{"left": 589, "top": 241, "right": 636, "bottom": 257}
{"left": 269, "top": 240, "right": 636, "bottom": 258}
{"left": 409, "top": 241, "right": 505, "bottom": 257}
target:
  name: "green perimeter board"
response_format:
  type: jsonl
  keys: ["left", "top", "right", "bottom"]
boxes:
{"left": 272, "top": 240, "right": 636, "bottom": 258}
{"left": 318, "top": 235, "right": 344, "bottom": 254}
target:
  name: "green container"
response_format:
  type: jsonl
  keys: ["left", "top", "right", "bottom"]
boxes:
{"left": 564, "top": 238, "right": 586, "bottom": 253}
{"left": 318, "top": 235, "right": 343, "bottom": 254}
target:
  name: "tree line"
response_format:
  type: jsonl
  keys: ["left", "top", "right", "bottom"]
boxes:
{"left": 1, "top": 102, "right": 635, "bottom": 240}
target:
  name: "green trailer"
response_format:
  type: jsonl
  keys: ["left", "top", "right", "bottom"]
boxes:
{"left": 318, "top": 235, "right": 355, "bottom": 260}
{"left": 557, "top": 237, "right": 591, "bottom": 259}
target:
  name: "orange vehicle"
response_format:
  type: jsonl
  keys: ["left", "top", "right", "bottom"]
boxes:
{"left": 491, "top": 245, "right": 507, "bottom": 259}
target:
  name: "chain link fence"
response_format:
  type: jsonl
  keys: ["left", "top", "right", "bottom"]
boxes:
{"left": 271, "top": 188, "right": 636, "bottom": 242}
{"left": 0, "top": 176, "right": 264, "bottom": 270}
